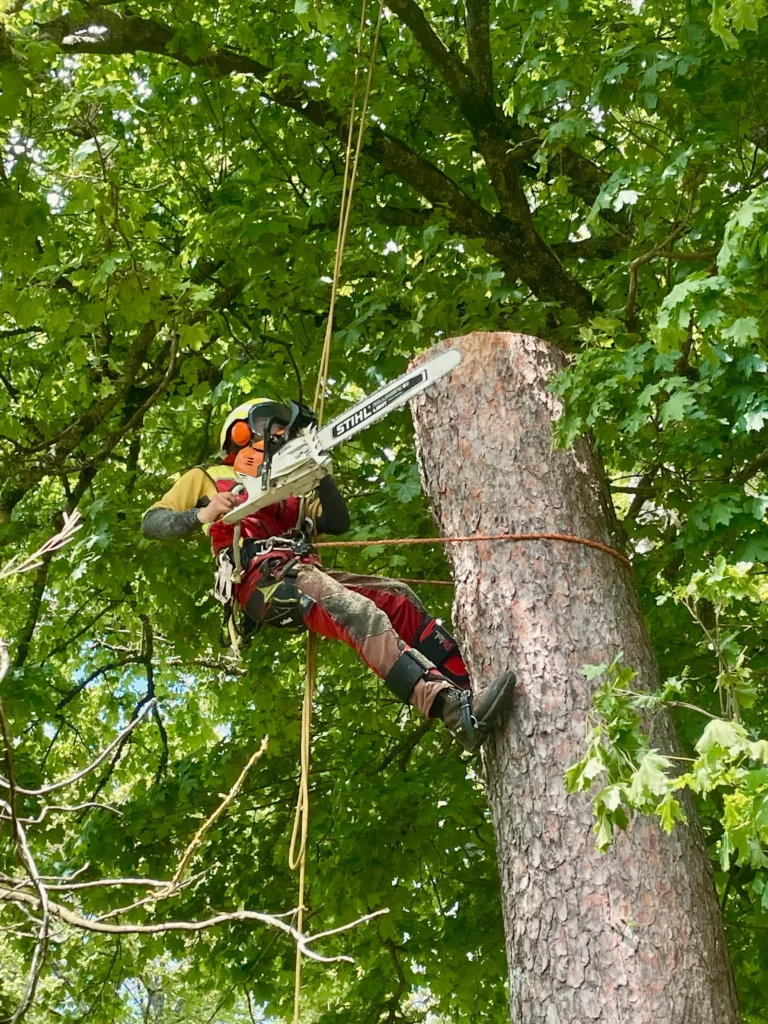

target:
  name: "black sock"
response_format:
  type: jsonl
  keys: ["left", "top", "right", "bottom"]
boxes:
{"left": 430, "top": 692, "right": 447, "bottom": 720}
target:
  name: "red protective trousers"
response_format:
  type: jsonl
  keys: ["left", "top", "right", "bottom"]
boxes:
{"left": 240, "top": 560, "right": 469, "bottom": 718}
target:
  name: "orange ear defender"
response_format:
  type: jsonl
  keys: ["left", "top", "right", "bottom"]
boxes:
{"left": 230, "top": 420, "right": 252, "bottom": 447}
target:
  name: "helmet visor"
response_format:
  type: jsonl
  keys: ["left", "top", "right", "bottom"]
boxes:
{"left": 248, "top": 402, "right": 290, "bottom": 440}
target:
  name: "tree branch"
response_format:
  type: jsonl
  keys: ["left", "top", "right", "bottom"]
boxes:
{"left": 735, "top": 446, "right": 768, "bottom": 485}
{"left": 373, "top": 719, "right": 433, "bottom": 773}
{"left": 0, "top": 800, "right": 122, "bottom": 825}
{"left": 465, "top": 0, "right": 494, "bottom": 101}
{"left": 0, "top": 327, "right": 44, "bottom": 340}
{"left": 56, "top": 657, "right": 139, "bottom": 710}
{"left": 0, "top": 700, "right": 155, "bottom": 797}
{"left": 4, "top": 320, "right": 160, "bottom": 513}
{"left": 0, "top": 886, "right": 387, "bottom": 963}
{"left": 37, "top": 7, "right": 326, "bottom": 121}
{"left": 14, "top": 319, "right": 158, "bottom": 460}
{"left": 11, "top": 560, "right": 50, "bottom": 671}
{"left": 624, "top": 467, "right": 659, "bottom": 522}
{"left": 380, "top": 4, "right": 593, "bottom": 317}
{"left": 39, "top": 599, "right": 122, "bottom": 666}
{"left": 0, "top": 644, "right": 51, "bottom": 1024}
{"left": 386, "top": 0, "right": 474, "bottom": 110}
{"left": 377, "top": 205, "right": 434, "bottom": 228}
{"left": 624, "top": 201, "right": 703, "bottom": 331}
{"left": 33, "top": 5, "right": 593, "bottom": 319}
{"left": 370, "top": 131, "right": 594, "bottom": 317}
{"left": 0, "top": 644, "right": 387, "bottom": 1014}
{"left": 139, "top": 615, "right": 168, "bottom": 783}
{"left": 168, "top": 738, "right": 268, "bottom": 891}
{"left": 0, "top": 363, "right": 19, "bottom": 400}
{"left": 365, "top": 130, "right": 496, "bottom": 236}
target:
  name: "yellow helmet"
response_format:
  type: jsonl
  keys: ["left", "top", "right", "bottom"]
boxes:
{"left": 219, "top": 397, "right": 290, "bottom": 450}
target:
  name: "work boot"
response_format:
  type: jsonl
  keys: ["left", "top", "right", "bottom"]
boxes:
{"left": 437, "top": 671, "right": 516, "bottom": 753}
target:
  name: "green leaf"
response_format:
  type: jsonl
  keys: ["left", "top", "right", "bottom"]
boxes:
{"left": 614, "top": 188, "right": 639, "bottom": 210}
{"left": 293, "top": 0, "right": 313, "bottom": 30}
{"left": 179, "top": 324, "right": 208, "bottom": 351}
{"left": 594, "top": 814, "right": 615, "bottom": 853}
{"left": 722, "top": 317, "right": 761, "bottom": 345}
{"left": 696, "top": 719, "right": 750, "bottom": 756}
{"left": 565, "top": 755, "right": 605, "bottom": 793}
{"left": 743, "top": 407, "right": 768, "bottom": 432}
{"left": 629, "top": 751, "right": 672, "bottom": 804}
{"left": 710, "top": 501, "right": 736, "bottom": 528}
{"left": 660, "top": 389, "right": 696, "bottom": 425}
{"left": 594, "top": 784, "right": 623, "bottom": 812}
{"left": 71, "top": 137, "right": 99, "bottom": 168}
{"left": 658, "top": 793, "right": 687, "bottom": 833}
{"left": 739, "top": 535, "right": 768, "bottom": 562}
{"left": 749, "top": 741, "right": 768, "bottom": 765}
{"left": 580, "top": 661, "right": 608, "bottom": 681}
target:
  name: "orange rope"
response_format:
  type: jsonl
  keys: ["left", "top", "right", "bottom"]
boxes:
{"left": 315, "top": 532, "right": 632, "bottom": 572}
{"left": 392, "top": 577, "right": 454, "bottom": 586}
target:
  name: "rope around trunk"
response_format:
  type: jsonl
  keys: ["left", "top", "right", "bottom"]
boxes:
{"left": 315, "top": 531, "right": 632, "bottom": 571}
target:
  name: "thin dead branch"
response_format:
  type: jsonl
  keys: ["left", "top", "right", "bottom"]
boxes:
{"left": 169, "top": 737, "right": 269, "bottom": 890}
{"left": 0, "top": 526, "right": 387, "bottom": 1022}
{"left": 0, "top": 642, "right": 51, "bottom": 1024}
{"left": 0, "top": 700, "right": 156, "bottom": 796}
{"left": 0, "top": 886, "right": 387, "bottom": 964}
{"left": 0, "top": 511, "right": 82, "bottom": 580}
{"left": 0, "top": 800, "right": 123, "bottom": 825}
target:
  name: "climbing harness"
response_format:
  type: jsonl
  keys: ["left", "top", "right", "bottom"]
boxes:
{"left": 212, "top": 549, "right": 240, "bottom": 652}
{"left": 213, "top": 549, "right": 236, "bottom": 606}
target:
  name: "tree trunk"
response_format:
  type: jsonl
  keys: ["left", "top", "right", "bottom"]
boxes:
{"left": 410, "top": 333, "right": 740, "bottom": 1024}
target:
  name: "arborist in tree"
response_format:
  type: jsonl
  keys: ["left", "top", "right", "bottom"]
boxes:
{"left": 142, "top": 396, "right": 514, "bottom": 752}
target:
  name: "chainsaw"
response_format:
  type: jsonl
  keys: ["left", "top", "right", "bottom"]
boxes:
{"left": 223, "top": 348, "right": 461, "bottom": 525}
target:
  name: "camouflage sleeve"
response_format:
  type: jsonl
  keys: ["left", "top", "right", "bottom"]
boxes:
{"left": 142, "top": 467, "right": 217, "bottom": 540}
{"left": 142, "top": 507, "right": 202, "bottom": 540}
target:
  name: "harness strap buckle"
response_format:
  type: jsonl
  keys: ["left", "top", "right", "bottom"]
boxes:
{"left": 214, "top": 550, "right": 235, "bottom": 605}
{"left": 458, "top": 691, "right": 475, "bottom": 742}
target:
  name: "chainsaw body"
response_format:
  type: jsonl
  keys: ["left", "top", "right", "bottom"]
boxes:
{"left": 223, "top": 426, "right": 332, "bottom": 524}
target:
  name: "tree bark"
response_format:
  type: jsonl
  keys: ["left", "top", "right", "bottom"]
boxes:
{"left": 410, "top": 332, "right": 740, "bottom": 1024}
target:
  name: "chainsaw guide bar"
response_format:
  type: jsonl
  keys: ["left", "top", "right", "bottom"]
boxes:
{"left": 319, "top": 348, "right": 461, "bottom": 448}
{"left": 223, "top": 348, "right": 461, "bottom": 524}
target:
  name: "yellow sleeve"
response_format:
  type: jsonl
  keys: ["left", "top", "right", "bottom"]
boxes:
{"left": 149, "top": 468, "right": 218, "bottom": 513}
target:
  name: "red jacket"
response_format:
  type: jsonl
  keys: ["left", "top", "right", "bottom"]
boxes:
{"left": 202, "top": 460, "right": 321, "bottom": 612}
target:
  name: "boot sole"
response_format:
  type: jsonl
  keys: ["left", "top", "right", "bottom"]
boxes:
{"left": 473, "top": 670, "right": 517, "bottom": 733}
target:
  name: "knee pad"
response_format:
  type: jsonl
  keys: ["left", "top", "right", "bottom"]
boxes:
{"left": 415, "top": 617, "right": 470, "bottom": 688}
{"left": 245, "top": 575, "right": 308, "bottom": 631}
{"left": 416, "top": 617, "right": 459, "bottom": 668}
